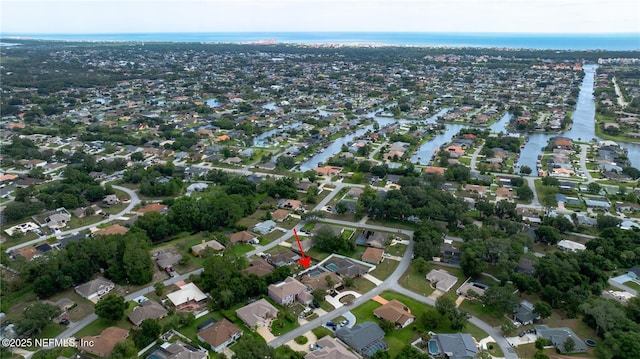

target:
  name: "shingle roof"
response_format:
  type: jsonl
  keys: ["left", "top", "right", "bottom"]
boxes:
{"left": 197, "top": 318, "right": 242, "bottom": 348}
{"left": 127, "top": 300, "right": 168, "bottom": 326}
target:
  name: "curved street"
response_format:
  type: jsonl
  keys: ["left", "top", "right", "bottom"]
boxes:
{"left": 49, "top": 179, "right": 517, "bottom": 358}
{"left": 5, "top": 185, "right": 141, "bottom": 253}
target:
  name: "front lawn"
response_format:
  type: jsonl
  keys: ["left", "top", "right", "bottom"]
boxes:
{"left": 369, "top": 259, "right": 399, "bottom": 280}
{"left": 350, "top": 291, "right": 489, "bottom": 358}
{"left": 459, "top": 300, "right": 504, "bottom": 327}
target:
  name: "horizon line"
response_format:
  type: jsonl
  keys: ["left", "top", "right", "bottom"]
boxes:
{"left": 2, "top": 31, "right": 639, "bottom": 36}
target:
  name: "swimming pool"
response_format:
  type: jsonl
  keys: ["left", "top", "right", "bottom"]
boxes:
{"left": 325, "top": 263, "right": 338, "bottom": 271}
{"left": 428, "top": 339, "right": 440, "bottom": 355}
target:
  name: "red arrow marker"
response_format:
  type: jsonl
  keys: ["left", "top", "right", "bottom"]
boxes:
{"left": 294, "top": 228, "right": 311, "bottom": 269}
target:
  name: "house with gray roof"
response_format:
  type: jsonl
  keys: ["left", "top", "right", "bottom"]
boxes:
{"left": 513, "top": 300, "right": 539, "bottom": 325}
{"left": 127, "top": 300, "right": 168, "bottom": 326}
{"left": 535, "top": 325, "right": 587, "bottom": 354}
{"left": 75, "top": 277, "right": 115, "bottom": 302}
{"left": 335, "top": 322, "right": 387, "bottom": 358}
{"left": 430, "top": 333, "right": 478, "bottom": 359}
{"left": 254, "top": 220, "right": 276, "bottom": 235}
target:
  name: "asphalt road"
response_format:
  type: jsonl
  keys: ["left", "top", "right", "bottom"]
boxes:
{"left": 6, "top": 185, "right": 141, "bottom": 253}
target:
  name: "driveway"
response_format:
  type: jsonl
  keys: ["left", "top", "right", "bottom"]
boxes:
{"left": 257, "top": 325, "right": 276, "bottom": 342}
{"left": 343, "top": 311, "right": 356, "bottom": 328}
{"left": 285, "top": 331, "right": 317, "bottom": 353}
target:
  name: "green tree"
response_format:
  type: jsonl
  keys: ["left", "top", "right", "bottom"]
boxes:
{"left": 460, "top": 240, "right": 487, "bottom": 278}
{"left": 516, "top": 185, "right": 534, "bottom": 202}
{"left": 313, "top": 289, "right": 326, "bottom": 304}
{"left": 95, "top": 294, "right": 127, "bottom": 321}
{"left": 563, "top": 336, "right": 575, "bottom": 353}
{"left": 520, "top": 165, "right": 532, "bottom": 175}
{"left": 14, "top": 303, "right": 61, "bottom": 336}
{"left": 481, "top": 286, "right": 519, "bottom": 316}
{"left": 154, "top": 282, "right": 165, "bottom": 296}
{"left": 435, "top": 295, "right": 456, "bottom": 317}
{"left": 587, "top": 182, "right": 602, "bottom": 195}
{"left": 133, "top": 319, "right": 162, "bottom": 349}
{"left": 421, "top": 308, "right": 441, "bottom": 329}
{"left": 413, "top": 257, "right": 430, "bottom": 274}
{"left": 535, "top": 225, "right": 561, "bottom": 245}
{"left": 232, "top": 335, "right": 275, "bottom": 359}
{"left": 111, "top": 340, "right": 138, "bottom": 359}
{"left": 534, "top": 301, "right": 552, "bottom": 320}
{"left": 123, "top": 240, "right": 153, "bottom": 285}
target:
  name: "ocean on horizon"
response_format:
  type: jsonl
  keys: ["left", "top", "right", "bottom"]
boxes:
{"left": 1, "top": 32, "right": 639, "bottom": 50}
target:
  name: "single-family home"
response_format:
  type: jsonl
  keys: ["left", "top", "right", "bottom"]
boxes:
{"left": 513, "top": 300, "right": 539, "bottom": 325}
{"left": 166, "top": 282, "right": 207, "bottom": 308}
{"left": 271, "top": 209, "right": 290, "bottom": 222}
{"left": 244, "top": 259, "right": 275, "bottom": 277}
{"left": 254, "top": 220, "right": 277, "bottom": 235}
{"left": 426, "top": 269, "right": 458, "bottom": 292}
{"left": 236, "top": 298, "right": 279, "bottom": 329}
{"left": 191, "top": 239, "right": 225, "bottom": 256}
{"left": 535, "top": 325, "right": 587, "bottom": 354}
{"left": 300, "top": 271, "right": 342, "bottom": 292}
{"left": 627, "top": 267, "right": 640, "bottom": 281}
{"left": 430, "top": 333, "right": 478, "bottom": 359}
{"left": 305, "top": 336, "right": 359, "bottom": 359}
{"left": 94, "top": 224, "right": 128, "bottom": 236}
{"left": 228, "top": 230, "right": 259, "bottom": 244}
{"left": 515, "top": 258, "right": 536, "bottom": 276}
{"left": 373, "top": 299, "right": 415, "bottom": 328}
{"left": 75, "top": 277, "right": 115, "bottom": 302}
{"left": 315, "top": 166, "right": 343, "bottom": 177}
{"left": 361, "top": 247, "right": 385, "bottom": 264}
{"left": 355, "top": 230, "right": 387, "bottom": 248}
{"left": 268, "top": 277, "right": 313, "bottom": 306}
{"left": 127, "top": 300, "right": 169, "bottom": 326}
{"left": 557, "top": 240, "right": 586, "bottom": 252}
{"left": 79, "top": 327, "right": 129, "bottom": 358}
{"left": 268, "top": 250, "right": 301, "bottom": 267}
{"left": 197, "top": 318, "right": 243, "bottom": 353}
{"left": 156, "top": 251, "right": 182, "bottom": 270}
{"left": 335, "top": 322, "right": 388, "bottom": 358}
{"left": 146, "top": 340, "right": 207, "bottom": 359}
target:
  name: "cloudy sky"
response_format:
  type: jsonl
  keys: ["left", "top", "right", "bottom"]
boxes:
{"left": 2, "top": 0, "right": 639, "bottom": 34}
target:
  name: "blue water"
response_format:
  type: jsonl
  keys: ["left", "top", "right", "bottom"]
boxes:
{"left": 2, "top": 32, "right": 639, "bottom": 50}
{"left": 429, "top": 340, "right": 440, "bottom": 355}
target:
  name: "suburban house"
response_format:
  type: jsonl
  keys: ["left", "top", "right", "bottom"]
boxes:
{"left": 127, "top": 300, "right": 169, "bottom": 326}
{"left": 373, "top": 299, "right": 416, "bottom": 328}
{"left": 197, "top": 318, "right": 243, "bottom": 353}
{"left": 254, "top": 220, "right": 277, "bottom": 235}
{"left": 437, "top": 241, "right": 460, "bottom": 263}
{"left": 268, "top": 277, "right": 313, "bottom": 306}
{"left": 291, "top": 238, "right": 314, "bottom": 255}
{"left": 166, "top": 282, "right": 207, "bottom": 309}
{"left": 228, "top": 230, "right": 258, "bottom": 244}
{"left": 156, "top": 251, "right": 182, "bottom": 270}
{"left": 429, "top": 333, "right": 478, "bottom": 359}
{"left": 267, "top": 250, "right": 301, "bottom": 267}
{"left": 535, "top": 325, "right": 587, "bottom": 354}
{"left": 457, "top": 282, "right": 488, "bottom": 298}
{"left": 300, "top": 271, "right": 342, "bottom": 292}
{"left": 75, "top": 277, "right": 115, "bottom": 302}
{"left": 279, "top": 199, "right": 304, "bottom": 211}
{"left": 271, "top": 209, "right": 291, "bottom": 222}
{"left": 426, "top": 269, "right": 458, "bottom": 292}
{"left": 103, "top": 194, "right": 119, "bottom": 205}
{"left": 93, "top": 224, "right": 128, "bottom": 236}
{"left": 305, "top": 336, "right": 359, "bottom": 359}
{"left": 335, "top": 322, "right": 388, "bottom": 358}
{"left": 135, "top": 203, "right": 169, "bottom": 215}
{"left": 513, "top": 300, "right": 539, "bottom": 325}
{"left": 330, "top": 258, "right": 370, "bottom": 278}
{"left": 236, "top": 298, "right": 279, "bottom": 329}
{"left": 361, "top": 247, "right": 385, "bottom": 264}
{"left": 315, "top": 165, "right": 343, "bottom": 177}
{"left": 355, "top": 230, "right": 388, "bottom": 248}
{"left": 146, "top": 340, "right": 207, "bottom": 359}
{"left": 79, "top": 327, "right": 129, "bottom": 357}
{"left": 244, "top": 259, "right": 275, "bottom": 277}
{"left": 191, "top": 239, "right": 225, "bottom": 256}
{"left": 557, "top": 240, "right": 586, "bottom": 252}
{"left": 628, "top": 267, "right": 640, "bottom": 282}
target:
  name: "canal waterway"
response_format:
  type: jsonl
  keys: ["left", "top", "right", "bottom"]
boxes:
{"left": 276, "top": 64, "right": 640, "bottom": 173}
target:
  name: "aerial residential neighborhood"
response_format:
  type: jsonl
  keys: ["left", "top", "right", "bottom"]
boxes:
{"left": 0, "top": 38, "right": 639, "bottom": 359}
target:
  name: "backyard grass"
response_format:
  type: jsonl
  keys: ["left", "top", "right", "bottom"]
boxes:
{"left": 370, "top": 259, "right": 399, "bottom": 280}
{"left": 350, "top": 291, "right": 489, "bottom": 358}
{"left": 623, "top": 281, "right": 640, "bottom": 291}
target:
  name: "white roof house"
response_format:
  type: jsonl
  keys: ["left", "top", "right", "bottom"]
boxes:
{"left": 557, "top": 240, "right": 586, "bottom": 252}
{"left": 426, "top": 269, "right": 458, "bottom": 292}
{"left": 166, "top": 282, "right": 207, "bottom": 307}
